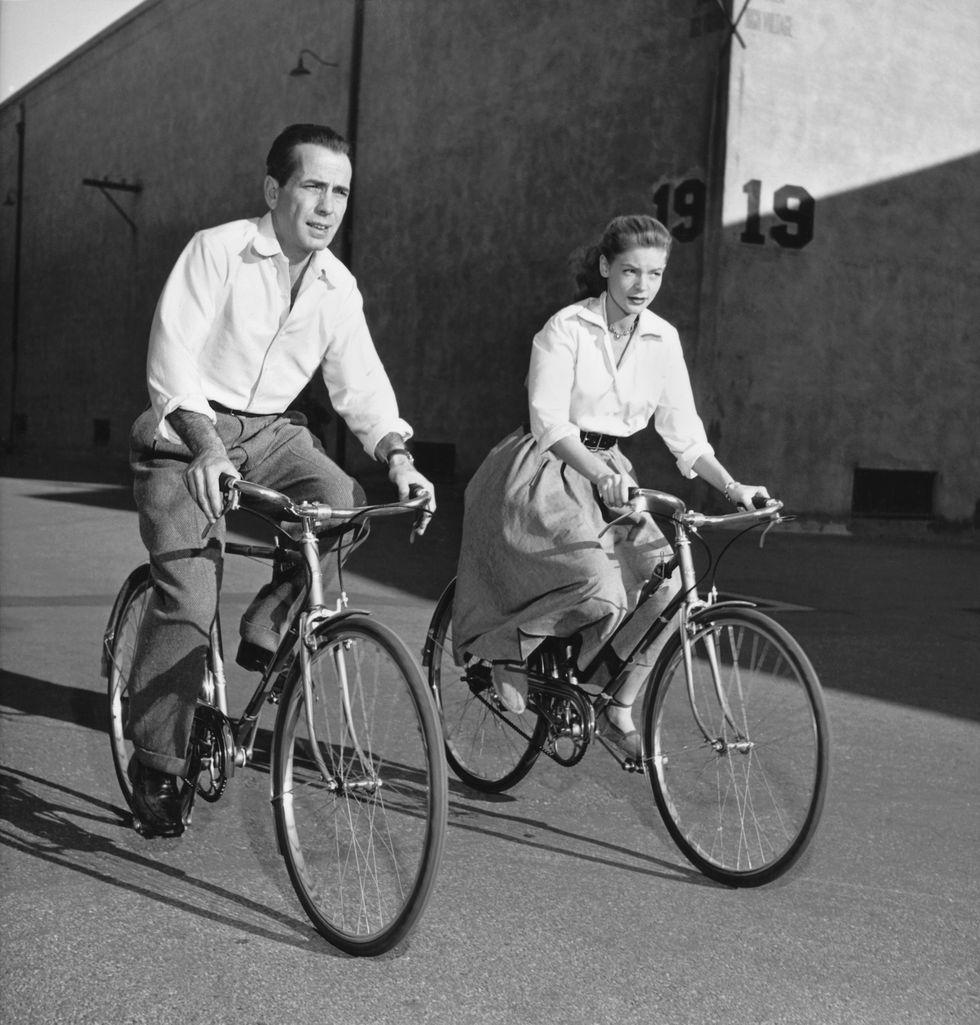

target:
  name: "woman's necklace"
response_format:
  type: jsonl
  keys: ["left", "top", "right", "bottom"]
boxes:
{"left": 609, "top": 318, "right": 636, "bottom": 340}
{"left": 609, "top": 315, "right": 638, "bottom": 369}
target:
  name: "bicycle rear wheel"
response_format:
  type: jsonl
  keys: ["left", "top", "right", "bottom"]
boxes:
{"left": 644, "top": 606, "right": 828, "bottom": 886}
{"left": 425, "top": 579, "right": 547, "bottom": 792}
{"left": 104, "top": 566, "right": 153, "bottom": 812}
{"left": 272, "top": 615, "right": 447, "bottom": 956}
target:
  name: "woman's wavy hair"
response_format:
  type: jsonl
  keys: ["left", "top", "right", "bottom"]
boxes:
{"left": 571, "top": 214, "right": 673, "bottom": 299}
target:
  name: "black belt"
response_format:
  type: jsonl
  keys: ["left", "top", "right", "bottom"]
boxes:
{"left": 210, "top": 401, "right": 279, "bottom": 418}
{"left": 579, "top": 430, "right": 621, "bottom": 451}
{"left": 521, "top": 423, "right": 621, "bottom": 452}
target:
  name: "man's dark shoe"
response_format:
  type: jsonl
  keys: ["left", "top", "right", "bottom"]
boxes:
{"left": 127, "top": 758, "right": 185, "bottom": 837}
{"left": 236, "top": 638, "right": 273, "bottom": 673}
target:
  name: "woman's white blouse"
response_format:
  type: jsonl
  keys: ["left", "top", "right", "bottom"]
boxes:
{"left": 527, "top": 294, "right": 714, "bottom": 478}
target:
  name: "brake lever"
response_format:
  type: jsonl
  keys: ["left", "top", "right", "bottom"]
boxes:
{"left": 200, "top": 493, "right": 236, "bottom": 540}
{"left": 755, "top": 497, "right": 782, "bottom": 549}
{"left": 199, "top": 480, "right": 240, "bottom": 541}
{"left": 597, "top": 509, "right": 637, "bottom": 538}
{"left": 409, "top": 485, "right": 433, "bottom": 543}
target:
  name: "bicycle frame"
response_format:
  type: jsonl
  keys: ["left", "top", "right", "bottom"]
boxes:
{"left": 615, "top": 489, "right": 784, "bottom": 752}
{"left": 204, "top": 480, "right": 430, "bottom": 777}
{"left": 462, "top": 489, "right": 783, "bottom": 765}
{"left": 216, "top": 525, "right": 368, "bottom": 776}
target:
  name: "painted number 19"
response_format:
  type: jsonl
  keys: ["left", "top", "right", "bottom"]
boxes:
{"left": 740, "top": 179, "right": 815, "bottom": 248}
{"left": 653, "top": 178, "right": 815, "bottom": 248}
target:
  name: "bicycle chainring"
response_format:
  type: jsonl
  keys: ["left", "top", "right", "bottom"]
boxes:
{"left": 188, "top": 704, "right": 235, "bottom": 802}
{"left": 533, "top": 691, "right": 593, "bottom": 767}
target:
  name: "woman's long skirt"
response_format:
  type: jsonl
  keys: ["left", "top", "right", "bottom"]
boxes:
{"left": 453, "top": 428, "right": 675, "bottom": 677}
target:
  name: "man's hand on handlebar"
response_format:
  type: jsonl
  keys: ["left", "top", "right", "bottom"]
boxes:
{"left": 184, "top": 449, "right": 240, "bottom": 523}
{"left": 388, "top": 460, "right": 436, "bottom": 539}
{"left": 729, "top": 482, "right": 771, "bottom": 512}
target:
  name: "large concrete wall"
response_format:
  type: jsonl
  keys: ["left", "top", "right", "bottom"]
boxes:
{"left": 0, "top": 0, "right": 723, "bottom": 489}
{"left": 0, "top": 0, "right": 359, "bottom": 471}
{"left": 349, "top": 0, "right": 726, "bottom": 482}
{"left": 1, "top": 0, "right": 976, "bottom": 522}
{"left": 709, "top": 0, "right": 980, "bottom": 520}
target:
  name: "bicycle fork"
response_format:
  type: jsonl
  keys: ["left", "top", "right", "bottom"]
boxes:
{"left": 674, "top": 521, "right": 751, "bottom": 754}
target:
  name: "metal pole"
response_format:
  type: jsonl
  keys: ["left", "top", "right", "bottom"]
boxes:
{"left": 334, "top": 0, "right": 365, "bottom": 469}
{"left": 7, "top": 103, "right": 25, "bottom": 449}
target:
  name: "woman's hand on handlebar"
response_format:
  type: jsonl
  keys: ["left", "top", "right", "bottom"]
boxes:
{"left": 596, "top": 472, "right": 632, "bottom": 508}
{"left": 597, "top": 473, "right": 653, "bottom": 540}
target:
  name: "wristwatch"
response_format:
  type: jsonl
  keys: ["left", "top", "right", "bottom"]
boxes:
{"left": 386, "top": 446, "right": 414, "bottom": 467}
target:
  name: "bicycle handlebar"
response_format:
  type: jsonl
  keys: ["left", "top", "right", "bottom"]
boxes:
{"left": 628, "top": 486, "right": 783, "bottom": 529}
{"left": 218, "top": 473, "right": 433, "bottom": 533}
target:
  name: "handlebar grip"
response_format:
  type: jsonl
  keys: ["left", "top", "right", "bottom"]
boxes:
{"left": 752, "top": 492, "right": 776, "bottom": 510}
{"left": 218, "top": 472, "right": 238, "bottom": 491}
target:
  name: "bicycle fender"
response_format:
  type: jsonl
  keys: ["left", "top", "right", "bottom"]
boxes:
{"left": 692, "top": 600, "right": 758, "bottom": 621}
{"left": 421, "top": 578, "right": 456, "bottom": 669}
{"left": 101, "top": 564, "right": 152, "bottom": 678}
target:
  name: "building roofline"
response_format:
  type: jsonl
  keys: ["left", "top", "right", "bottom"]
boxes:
{"left": 0, "top": 0, "right": 164, "bottom": 112}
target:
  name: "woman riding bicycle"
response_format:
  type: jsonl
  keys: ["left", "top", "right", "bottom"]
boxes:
{"left": 453, "top": 214, "right": 769, "bottom": 759}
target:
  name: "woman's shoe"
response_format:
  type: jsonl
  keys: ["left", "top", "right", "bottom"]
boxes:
{"left": 491, "top": 663, "right": 527, "bottom": 714}
{"left": 595, "top": 703, "right": 642, "bottom": 760}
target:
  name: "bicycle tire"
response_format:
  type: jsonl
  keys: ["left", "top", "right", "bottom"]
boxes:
{"left": 105, "top": 566, "right": 153, "bottom": 813}
{"left": 644, "top": 606, "right": 829, "bottom": 886}
{"left": 272, "top": 615, "right": 448, "bottom": 956}
{"left": 425, "top": 579, "right": 547, "bottom": 793}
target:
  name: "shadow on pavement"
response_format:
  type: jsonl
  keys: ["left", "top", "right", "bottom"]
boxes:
{"left": 0, "top": 765, "right": 335, "bottom": 954}
{"left": 6, "top": 478, "right": 980, "bottom": 725}
{"left": 445, "top": 788, "right": 710, "bottom": 888}
{"left": 0, "top": 669, "right": 702, "bottom": 883}
{"left": 19, "top": 485, "right": 137, "bottom": 511}
{"left": 0, "top": 670, "right": 106, "bottom": 733}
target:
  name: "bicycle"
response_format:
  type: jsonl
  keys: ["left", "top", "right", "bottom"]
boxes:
{"left": 102, "top": 475, "right": 448, "bottom": 955}
{"left": 423, "top": 488, "right": 828, "bottom": 887}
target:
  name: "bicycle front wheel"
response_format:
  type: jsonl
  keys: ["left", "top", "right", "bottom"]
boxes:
{"left": 645, "top": 606, "right": 828, "bottom": 886}
{"left": 426, "top": 579, "right": 547, "bottom": 792}
{"left": 272, "top": 615, "right": 448, "bottom": 956}
{"left": 105, "top": 566, "right": 153, "bottom": 812}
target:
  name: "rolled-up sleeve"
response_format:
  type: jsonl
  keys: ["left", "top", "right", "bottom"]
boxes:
{"left": 319, "top": 282, "right": 413, "bottom": 457}
{"left": 146, "top": 231, "right": 224, "bottom": 443}
{"left": 527, "top": 316, "right": 580, "bottom": 452}
{"left": 653, "top": 336, "right": 714, "bottom": 478}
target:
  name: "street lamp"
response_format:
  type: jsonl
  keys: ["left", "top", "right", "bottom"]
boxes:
{"left": 288, "top": 49, "right": 338, "bottom": 76}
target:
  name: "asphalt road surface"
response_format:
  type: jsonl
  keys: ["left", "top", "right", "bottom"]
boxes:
{"left": 1, "top": 476, "right": 977, "bottom": 1025}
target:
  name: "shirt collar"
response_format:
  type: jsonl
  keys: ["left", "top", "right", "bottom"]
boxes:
{"left": 252, "top": 212, "right": 341, "bottom": 286}
{"left": 576, "top": 293, "right": 663, "bottom": 339}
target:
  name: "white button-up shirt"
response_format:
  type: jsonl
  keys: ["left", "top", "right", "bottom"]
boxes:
{"left": 146, "top": 213, "right": 412, "bottom": 456}
{"left": 527, "top": 295, "right": 714, "bottom": 477}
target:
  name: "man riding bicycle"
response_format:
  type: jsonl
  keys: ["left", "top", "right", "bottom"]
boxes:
{"left": 126, "top": 123, "right": 434, "bottom": 837}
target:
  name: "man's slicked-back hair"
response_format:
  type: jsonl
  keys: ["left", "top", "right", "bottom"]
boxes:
{"left": 266, "top": 124, "right": 351, "bottom": 185}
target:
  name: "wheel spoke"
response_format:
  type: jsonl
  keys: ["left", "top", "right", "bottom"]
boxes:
{"left": 273, "top": 619, "right": 446, "bottom": 954}
{"left": 647, "top": 608, "right": 828, "bottom": 884}
{"left": 426, "top": 580, "right": 546, "bottom": 792}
